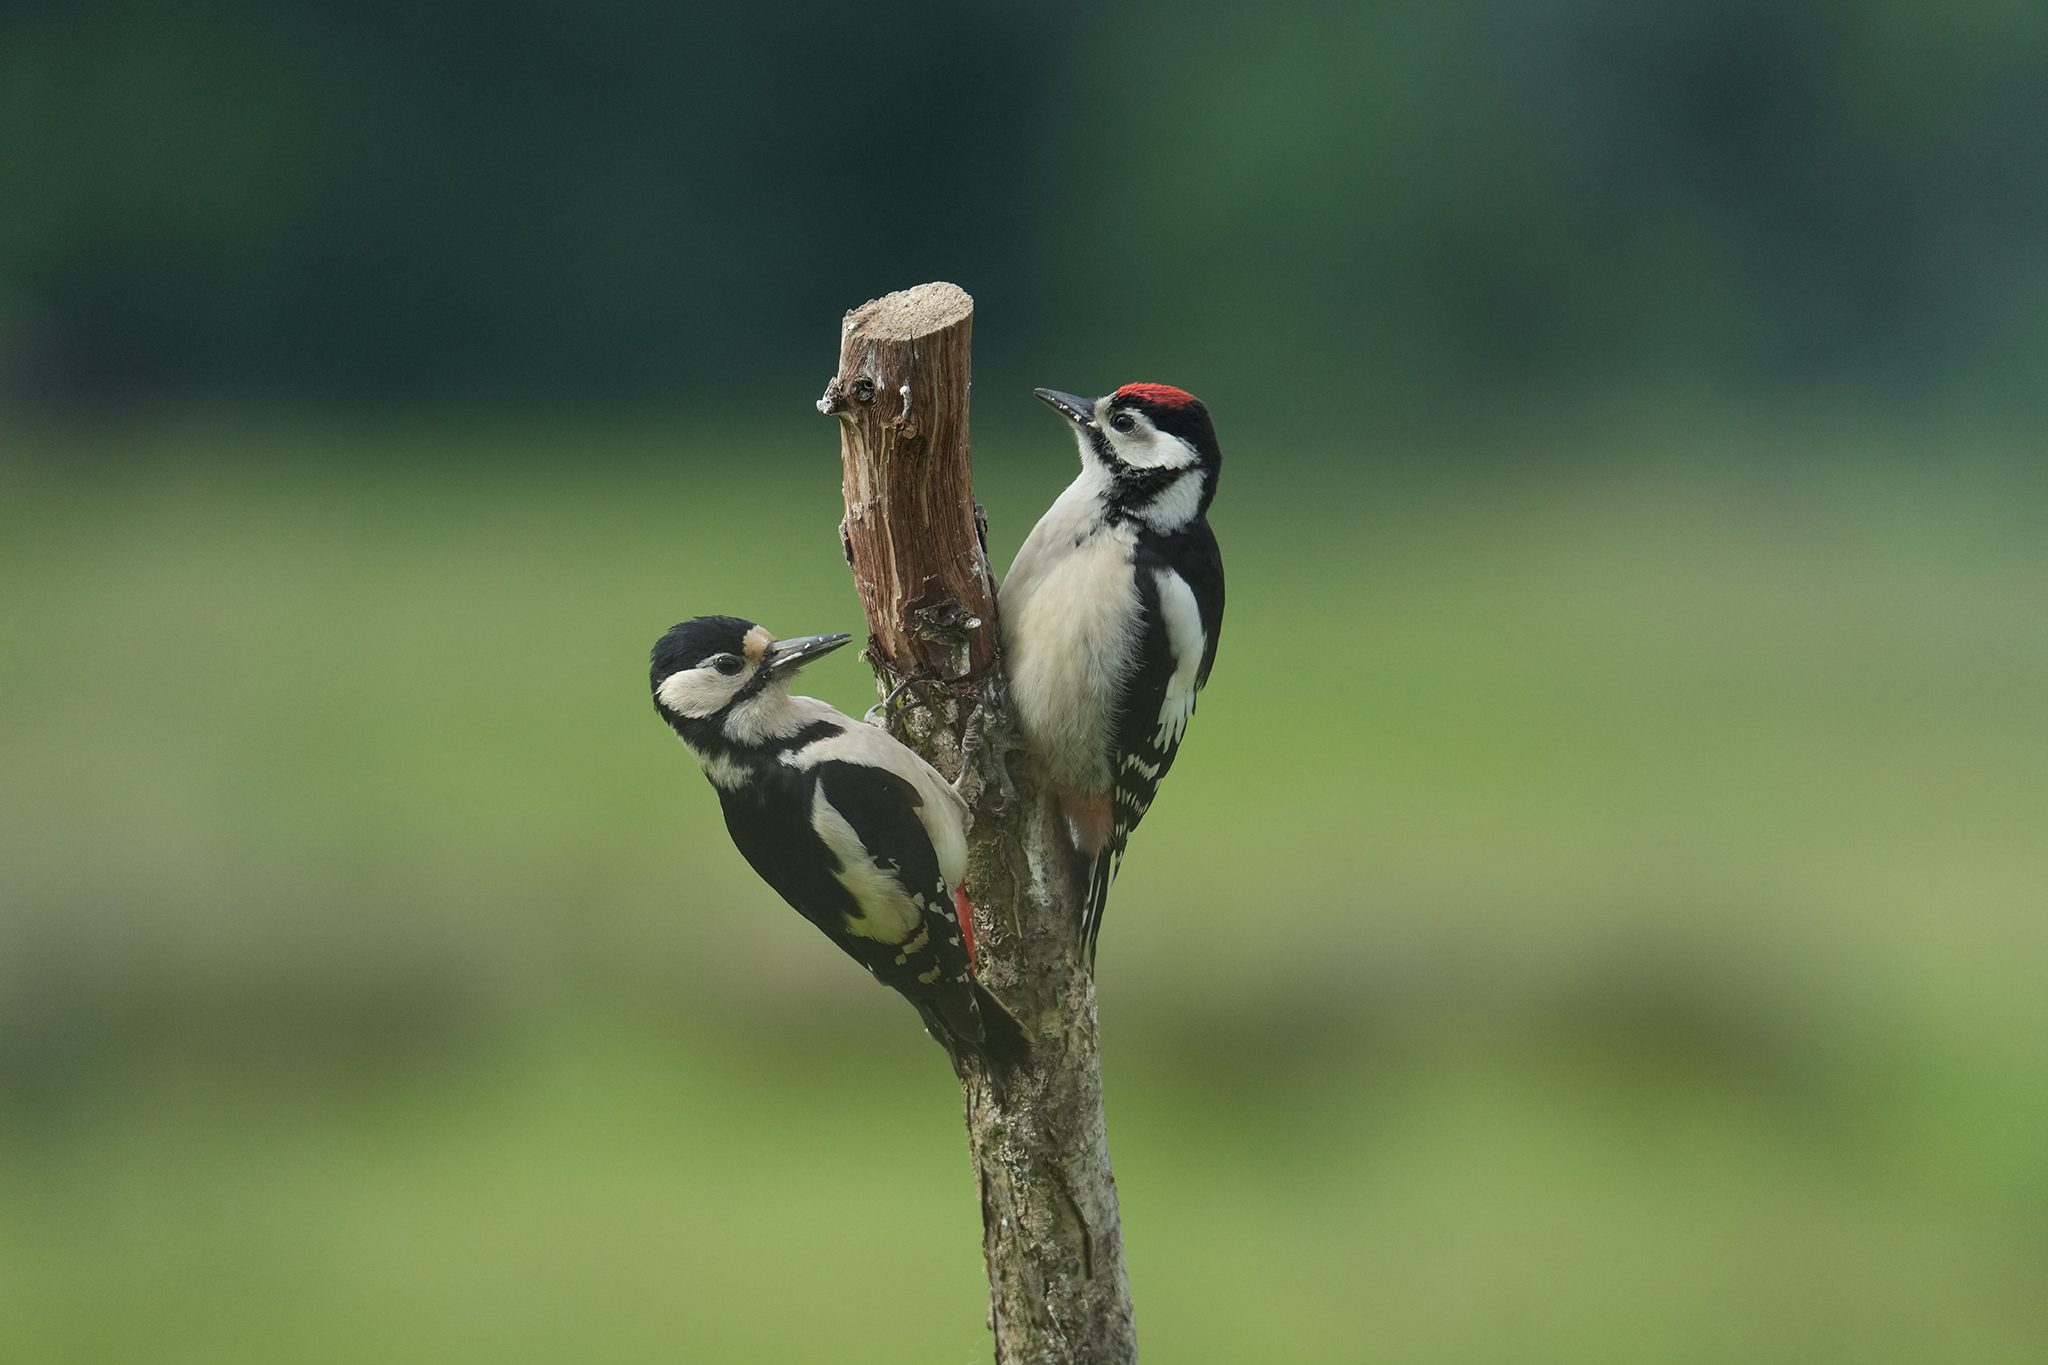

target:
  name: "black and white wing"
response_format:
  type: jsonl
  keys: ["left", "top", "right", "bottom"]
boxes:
{"left": 1083, "top": 526, "right": 1225, "bottom": 960}
{"left": 802, "top": 760, "right": 974, "bottom": 1001}
{"left": 725, "top": 759, "right": 1023, "bottom": 1066}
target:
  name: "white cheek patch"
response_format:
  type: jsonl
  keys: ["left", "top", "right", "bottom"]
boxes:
{"left": 1111, "top": 426, "right": 1198, "bottom": 471}
{"left": 657, "top": 667, "right": 740, "bottom": 718}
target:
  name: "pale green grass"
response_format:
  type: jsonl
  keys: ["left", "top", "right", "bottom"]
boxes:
{"left": 0, "top": 418, "right": 2043, "bottom": 1361}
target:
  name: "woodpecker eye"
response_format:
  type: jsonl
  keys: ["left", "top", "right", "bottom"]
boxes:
{"left": 1109, "top": 412, "right": 1136, "bottom": 434}
{"left": 709, "top": 654, "right": 744, "bottom": 676}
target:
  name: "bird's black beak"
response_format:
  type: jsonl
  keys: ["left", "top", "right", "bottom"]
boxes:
{"left": 762, "top": 632, "right": 852, "bottom": 676}
{"left": 1033, "top": 387, "right": 1099, "bottom": 430}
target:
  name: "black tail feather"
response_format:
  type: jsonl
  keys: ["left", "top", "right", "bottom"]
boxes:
{"left": 969, "top": 980, "right": 1031, "bottom": 1071}
{"left": 913, "top": 1001, "right": 971, "bottom": 1078}
{"left": 1080, "top": 850, "right": 1115, "bottom": 967}
{"left": 916, "top": 984, "right": 1032, "bottom": 1076}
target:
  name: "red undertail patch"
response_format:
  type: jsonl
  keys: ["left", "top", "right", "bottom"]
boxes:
{"left": 1059, "top": 791, "right": 1115, "bottom": 858}
{"left": 954, "top": 884, "right": 978, "bottom": 970}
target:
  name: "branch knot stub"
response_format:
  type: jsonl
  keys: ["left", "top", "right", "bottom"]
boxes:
{"left": 913, "top": 597, "right": 984, "bottom": 653}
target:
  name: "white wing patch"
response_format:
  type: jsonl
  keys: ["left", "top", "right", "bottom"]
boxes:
{"left": 810, "top": 786, "right": 922, "bottom": 943}
{"left": 784, "top": 717, "right": 969, "bottom": 888}
{"left": 1153, "top": 567, "right": 1206, "bottom": 749}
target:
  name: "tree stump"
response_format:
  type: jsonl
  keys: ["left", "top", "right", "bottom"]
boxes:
{"left": 819, "top": 282, "right": 1138, "bottom": 1364}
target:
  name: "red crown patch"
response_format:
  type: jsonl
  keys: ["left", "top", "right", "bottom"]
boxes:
{"left": 1113, "top": 382, "right": 1199, "bottom": 409}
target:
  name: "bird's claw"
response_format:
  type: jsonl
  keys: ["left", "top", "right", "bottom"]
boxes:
{"left": 864, "top": 674, "right": 925, "bottom": 736}
{"left": 953, "top": 700, "right": 1020, "bottom": 815}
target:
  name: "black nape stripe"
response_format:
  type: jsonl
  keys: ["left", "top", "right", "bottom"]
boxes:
{"left": 666, "top": 713, "right": 840, "bottom": 771}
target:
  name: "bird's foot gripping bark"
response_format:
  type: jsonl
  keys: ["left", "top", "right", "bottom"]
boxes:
{"left": 952, "top": 691, "right": 1023, "bottom": 818}
{"left": 864, "top": 673, "right": 926, "bottom": 735}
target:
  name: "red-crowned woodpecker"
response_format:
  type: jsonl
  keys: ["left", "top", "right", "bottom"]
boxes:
{"left": 1000, "top": 384, "right": 1225, "bottom": 964}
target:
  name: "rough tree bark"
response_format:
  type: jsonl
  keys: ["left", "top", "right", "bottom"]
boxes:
{"left": 818, "top": 282, "right": 1138, "bottom": 1364}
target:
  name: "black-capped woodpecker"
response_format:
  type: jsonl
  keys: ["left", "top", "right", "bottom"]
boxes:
{"left": 650, "top": 615, "right": 1026, "bottom": 1070}
{"left": 1000, "top": 384, "right": 1226, "bottom": 964}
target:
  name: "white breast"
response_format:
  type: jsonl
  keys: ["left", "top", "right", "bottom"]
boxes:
{"left": 1001, "top": 476, "right": 1142, "bottom": 795}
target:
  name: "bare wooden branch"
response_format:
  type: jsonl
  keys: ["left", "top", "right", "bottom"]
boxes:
{"left": 819, "top": 281, "right": 996, "bottom": 683}
{"left": 820, "top": 283, "right": 1138, "bottom": 1364}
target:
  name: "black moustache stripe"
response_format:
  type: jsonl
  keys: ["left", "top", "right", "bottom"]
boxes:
{"left": 731, "top": 663, "right": 778, "bottom": 706}
{"left": 1106, "top": 466, "right": 1183, "bottom": 523}
{"left": 1088, "top": 424, "right": 1213, "bottom": 525}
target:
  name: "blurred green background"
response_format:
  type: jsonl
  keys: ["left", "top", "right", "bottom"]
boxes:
{"left": 4, "top": 4, "right": 2047, "bottom": 1362}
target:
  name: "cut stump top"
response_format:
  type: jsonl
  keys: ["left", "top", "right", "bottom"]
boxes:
{"left": 843, "top": 282, "right": 973, "bottom": 340}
